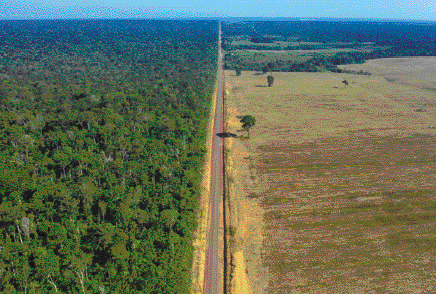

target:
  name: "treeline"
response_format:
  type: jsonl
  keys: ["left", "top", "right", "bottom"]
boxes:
{"left": 222, "top": 20, "right": 436, "bottom": 73}
{"left": 224, "top": 54, "right": 340, "bottom": 73}
{"left": 222, "top": 20, "right": 436, "bottom": 45}
{"left": 0, "top": 20, "right": 218, "bottom": 293}
{"left": 222, "top": 41, "right": 366, "bottom": 51}
{"left": 224, "top": 44, "right": 436, "bottom": 74}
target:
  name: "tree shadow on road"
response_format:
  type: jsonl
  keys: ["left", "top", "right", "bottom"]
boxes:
{"left": 216, "top": 133, "right": 238, "bottom": 138}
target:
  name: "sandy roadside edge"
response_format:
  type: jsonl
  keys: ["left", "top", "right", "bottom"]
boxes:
{"left": 190, "top": 76, "right": 218, "bottom": 294}
{"left": 224, "top": 70, "right": 270, "bottom": 294}
{"left": 225, "top": 129, "right": 253, "bottom": 294}
{"left": 224, "top": 85, "right": 254, "bottom": 294}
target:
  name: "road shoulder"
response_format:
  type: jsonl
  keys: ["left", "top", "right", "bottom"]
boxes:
{"left": 190, "top": 70, "right": 218, "bottom": 294}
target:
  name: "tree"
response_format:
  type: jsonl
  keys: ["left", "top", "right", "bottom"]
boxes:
{"left": 263, "top": 62, "right": 273, "bottom": 74}
{"left": 53, "top": 150, "right": 70, "bottom": 179}
{"left": 161, "top": 209, "right": 179, "bottom": 254}
{"left": 35, "top": 247, "right": 61, "bottom": 292}
{"left": 66, "top": 249, "right": 92, "bottom": 294}
{"left": 235, "top": 66, "right": 241, "bottom": 76}
{"left": 267, "top": 75, "right": 274, "bottom": 87}
{"left": 342, "top": 79, "right": 349, "bottom": 88}
{"left": 239, "top": 115, "right": 256, "bottom": 138}
{"left": 262, "top": 65, "right": 269, "bottom": 74}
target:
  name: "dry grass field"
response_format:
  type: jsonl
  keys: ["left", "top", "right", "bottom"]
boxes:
{"left": 224, "top": 58, "right": 436, "bottom": 294}
{"left": 339, "top": 57, "right": 436, "bottom": 91}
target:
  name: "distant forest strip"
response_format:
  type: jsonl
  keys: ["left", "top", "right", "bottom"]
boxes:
{"left": 0, "top": 20, "right": 217, "bottom": 293}
{"left": 221, "top": 20, "right": 436, "bottom": 45}
{"left": 221, "top": 20, "right": 436, "bottom": 73}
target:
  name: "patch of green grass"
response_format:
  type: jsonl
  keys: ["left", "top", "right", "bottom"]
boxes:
{"left": 229, "top": 226, "right": 236, "bottom": 237}
{"left": 385, "top": 232, "right": 436, "bottom": 251}
{"left": 225, "top": 50, "right": 313, "bottom": 71}
{"left": 273, "top": 197, "right": 288, "bottom": 204}
{"left": 423, "top": 87, "right": 436, "bottom": 92}
{"left": 230, "top": 40, "right": 289, "bottom": 48}
{"left": 371, "top": 213, "right": 436, "bottom": 227}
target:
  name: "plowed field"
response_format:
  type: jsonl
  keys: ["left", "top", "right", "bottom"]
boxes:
{"left": 225, "top": 61, "right": 436, "bottom": 293}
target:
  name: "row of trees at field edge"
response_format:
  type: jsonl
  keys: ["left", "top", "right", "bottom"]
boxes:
{"left": 227, "top": 45, "right": 436, "bottom": 74}
{"left": 221, "top": 20, "right": 436, "bottom": 49}
{"left": 0, "top": 20, "right": 218, "bottom": 293}
{"left": 222, "top": 20, "right": 436, "bottom": 73}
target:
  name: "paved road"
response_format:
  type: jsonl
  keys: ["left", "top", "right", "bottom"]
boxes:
{"left": 203, "top": 21, "right": 224, "bottom": 294}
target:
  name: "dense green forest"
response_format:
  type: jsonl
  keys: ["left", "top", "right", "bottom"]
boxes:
{"left": 0, "top": 20, "right": 218, "bottom": 293}
{"left": 222, "top": 20, "right": 436, "bottom": 73}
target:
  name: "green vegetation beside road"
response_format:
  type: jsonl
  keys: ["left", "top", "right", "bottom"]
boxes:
{"left": 0, "top": 20, "right": 217, "bottom": 293}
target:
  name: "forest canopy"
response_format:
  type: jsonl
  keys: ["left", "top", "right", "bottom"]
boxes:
{"left": 0, "top": 19, "right": 218, "bottom": 293}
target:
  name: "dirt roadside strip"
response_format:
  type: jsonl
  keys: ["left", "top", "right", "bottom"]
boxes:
{"left": 223, "top": 107, "right": 255, "bottom": 294}
{"left": 190, "top": 59, "right": 218, "bottom": 294}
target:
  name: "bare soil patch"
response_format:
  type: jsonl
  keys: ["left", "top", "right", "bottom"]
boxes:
{"left": 224, "top": 68, "right": 436, "bottom": 293}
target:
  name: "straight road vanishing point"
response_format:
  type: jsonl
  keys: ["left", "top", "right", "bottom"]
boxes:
{"left": 203, "top": 22, "right": 225, "bottom": 294}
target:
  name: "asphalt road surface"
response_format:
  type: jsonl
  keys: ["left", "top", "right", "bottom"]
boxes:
{"left": 203, "top": 22, "right": 224, "bottom": 294}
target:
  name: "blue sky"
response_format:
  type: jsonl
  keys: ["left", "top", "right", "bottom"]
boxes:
{"left": 0, "top": 0, "right": 435, "bottom": 20}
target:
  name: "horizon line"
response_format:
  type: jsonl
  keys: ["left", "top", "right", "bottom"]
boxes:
{"left": 0, "top": 16, "right": 435, "bottom": 23}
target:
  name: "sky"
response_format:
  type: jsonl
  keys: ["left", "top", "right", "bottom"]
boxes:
{"left": 0, "top": 0, "right": 435, "bottom": 21}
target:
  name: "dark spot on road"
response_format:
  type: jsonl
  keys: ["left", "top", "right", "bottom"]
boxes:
{"left": 216, "top": 133, "right": 238, "bottom": 138}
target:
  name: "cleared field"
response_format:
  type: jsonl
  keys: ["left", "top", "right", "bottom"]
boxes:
{"left": 224, "top": 67, "right": 436, "bottom": 293}
{"left": 235, "top": 49, "right": 314, "bottom": 58}
{"left": 226, "top": 50, "right": 313, "bottom": 67}
{"left": 338, "top": 57, "right": 436, "bottom": 90}
{"left": 229, "top": 40, "right": 324, "bottom": 47}
{"left": 240, "top": 48, "right": 369, "bottom": 54}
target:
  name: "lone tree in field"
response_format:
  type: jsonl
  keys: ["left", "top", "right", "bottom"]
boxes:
{"left": 235, "top": 66, "right": 241, "bottom": 76}
{"left": 262, "top": 65, "right": 269, "bottom": 74}
{"left": 240, "top": 115, "right": 256, "bottom": 138}
{"left": 267, "top": 75, "right": 274, "bottom": 87}
{"left": 342, "top": 79, "right": 349, "bottom": 88}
